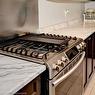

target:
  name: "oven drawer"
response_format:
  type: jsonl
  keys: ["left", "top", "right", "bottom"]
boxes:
{"left": 49, "top": 52, "right": 85, "bottom": 95}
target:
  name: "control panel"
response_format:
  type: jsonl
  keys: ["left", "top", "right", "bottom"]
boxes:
{"left": 46, "top": 41, "right": 86, "bottom": 79}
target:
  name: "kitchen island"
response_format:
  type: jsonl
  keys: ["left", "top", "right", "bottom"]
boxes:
{"left": 0, "top": 54, "right": 46, "bottom": 95}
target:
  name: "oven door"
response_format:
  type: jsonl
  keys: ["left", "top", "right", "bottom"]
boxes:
{"left": 49, "top": 51, "right": 85, "bottom": 95}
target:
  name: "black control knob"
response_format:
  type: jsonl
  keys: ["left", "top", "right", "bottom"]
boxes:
{"left": 57, "top": 60, "right": 64, "bottom": 67}
{"left": 2, "top": 46, "right": 9, "bottom": 51}
{"left": 61, "top": 35, "right": 64, "bottom": 39}
{"left": 65, "top": 36, "right": 68, "bottom": 38}
{"left": 15, "top": 48, "right": 22, "bottom": 54}
{"left": 68, "top": 36, "right": 72, "bottom": 39}
{"left": 53, "top": 34, "right": 56, "bottom": 37}
{"left": 52, "top": 64, "right": 60, "bottom": 72}
{"left": 42, "top": 33, "right": 45, "bottom": 36}
{"left": 27, "top": 50, "right": 33, "bottom": 57}
{"left": 7, "top": 47, "right": 13, "bottom": 52}
{"left": 73, "top": 37, "right": 77, "bottom": 40}
{"left": 50, "top": 34, "right": 53, "bottom": 37}
{"left": 6, "top": 47, "right": 10, "bottom": 52}
{"left": 46, "top": 33, "right": 50, "bottom": 36}
{"left": 21, "top": 49, "right": 27, "bottom": 55}
{"left": 62, "top": 56, "right": 68, "bottom": 62}
{"left": 11, "top": 47, "right": 18, "bottom": 53}
{"left": 57, "top": 35, "right": 60, "bottom": 37}
{"left": 37, "top": 53, "right": 44, "bottom": 59}
{"left": 31, "top": 51, "right": 38, "bottom": 58}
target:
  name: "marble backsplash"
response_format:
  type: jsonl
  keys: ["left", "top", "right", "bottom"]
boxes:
{"left": 38, "top": 18, "right": 83, "bottom": 33}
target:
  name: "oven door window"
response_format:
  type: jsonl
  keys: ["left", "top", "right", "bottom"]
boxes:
{"left": 55, "top": 63, "right": 83, "bottom": 95}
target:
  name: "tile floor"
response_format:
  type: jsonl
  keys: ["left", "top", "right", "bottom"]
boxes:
{"left": 84, "top": 72, "right": 95, "bottom": 95}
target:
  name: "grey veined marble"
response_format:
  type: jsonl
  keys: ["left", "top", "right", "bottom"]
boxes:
{"left": 0, "top": 54, "right": 46, "bottom": 95}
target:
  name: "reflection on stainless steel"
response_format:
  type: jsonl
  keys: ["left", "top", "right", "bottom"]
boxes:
{"left": 0, "top": 0, "right": 38, "bottom": 32}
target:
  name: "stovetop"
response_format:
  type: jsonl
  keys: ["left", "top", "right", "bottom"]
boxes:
{"left": 0, "top": 33, "right": 79, "bottom": 64}
{"left": 0, "top": 32, "right": 85, "bottom": 79}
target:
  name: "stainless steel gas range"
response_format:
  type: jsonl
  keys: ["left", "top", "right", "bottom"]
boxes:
{"left": 0, "top": 33, "right": 85, "bottom": 95}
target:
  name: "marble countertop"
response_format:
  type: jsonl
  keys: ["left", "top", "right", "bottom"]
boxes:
{"left": 0, "top": 54, "right": 46, "bottom": 95}
{"left": 39, "top": 22, "right": 95, "bottom": 40}
{"left": 14, "top": 21, "right": 95, "bottom": 40}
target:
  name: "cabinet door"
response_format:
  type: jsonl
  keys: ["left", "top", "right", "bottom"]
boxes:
{"left": 15, "top": 76, "right": 41, "bottom": 95}
{"left": 85, "top": 36, "right": 93, "bottom": 80}
{"left": 93, "top": 33, "right": 95, "bottom": 70}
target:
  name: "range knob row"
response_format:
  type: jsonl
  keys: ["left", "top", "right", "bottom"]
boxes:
{"left": 52, "top": 64, "right": 60, "bottom": 72}
{"left": 2, "top": 46, "right": 28, "bottom": 55}
{"left": 76, "top": 41, "right": 86, "bottom": 51}
{"left": 57, "top": 60, "right": 64, "bottom": 67}
{"left": 52, "top": 56, "right": 68, "bottom": 72}
{"left": 2, "top": 46, "right": 44, "bottom": 59}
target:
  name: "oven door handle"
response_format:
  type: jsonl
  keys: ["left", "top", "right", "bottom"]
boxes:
{"left": 52, "top": 51, "right": 85, "bottom": 87}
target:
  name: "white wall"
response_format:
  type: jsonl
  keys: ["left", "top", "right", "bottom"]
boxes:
{"left": 0, "top": 0, "right": 39, "bottom": 33}
{"left": 38, "top": 0, "right": 84, "bottom": 28}
{"left": 0, "top": 0, "right": 84, "bottom": 32}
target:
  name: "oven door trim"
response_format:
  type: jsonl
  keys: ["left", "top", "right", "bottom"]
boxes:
{"left": 52, "top": 51, "right": 85, "bottom": 87}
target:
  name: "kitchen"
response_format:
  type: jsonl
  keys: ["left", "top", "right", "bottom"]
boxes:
{"left": 0, "top": 0, "right": 95, "bottom": 95}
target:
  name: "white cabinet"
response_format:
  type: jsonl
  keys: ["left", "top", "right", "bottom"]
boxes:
{"left": 83, "top": 9, "right": 95, "bottom": 23}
